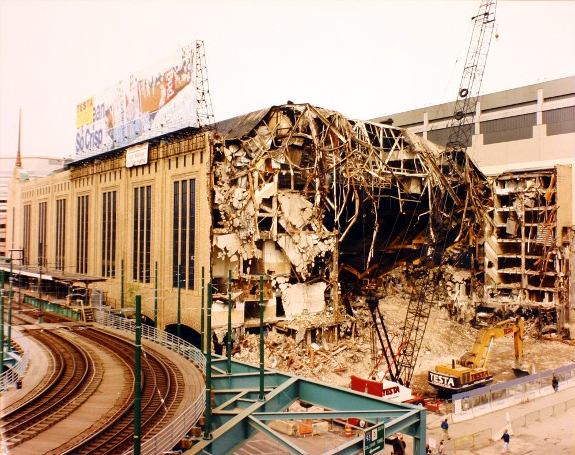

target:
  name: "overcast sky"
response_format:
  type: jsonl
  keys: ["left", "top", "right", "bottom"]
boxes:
{"left": 0, "top": 0, "right": 574, "bottom": 160}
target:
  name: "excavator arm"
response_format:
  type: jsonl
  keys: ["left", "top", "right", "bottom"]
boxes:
{"left": 460, "top": 318, "right": 524, "bottom": 369}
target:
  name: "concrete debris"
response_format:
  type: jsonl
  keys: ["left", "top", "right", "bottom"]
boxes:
{"left": 212, "top": 103, "right": 488, "bottom": 330}
{"left": 233, "top": 295, "right": 575, "bottom": 395}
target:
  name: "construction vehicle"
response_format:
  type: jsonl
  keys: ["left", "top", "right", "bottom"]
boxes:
{"left": 428, "top": 317, "right": 527, "bottom": 395}
{"left": 386, "top": 0, "right": 497, "bottom": 387}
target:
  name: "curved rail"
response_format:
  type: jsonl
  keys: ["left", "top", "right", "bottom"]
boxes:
{"left": 94, "top": 309, "right": 206, "bottom": 455}
{"left": 1, "top": 330, "right": 101, "bottom": 448}
{"left": 57, "top": 328, "right": 183, "bottom": 455}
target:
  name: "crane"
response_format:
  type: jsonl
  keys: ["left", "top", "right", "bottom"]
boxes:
{"left": 383, "top": 0, "right": 498, "bottom": 387}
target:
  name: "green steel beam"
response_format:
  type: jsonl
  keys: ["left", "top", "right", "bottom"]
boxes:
{"left": 191, "top": 359, "right": 426, "bottom": 454}
{"left": 251, "top": 410, "right": 404, "bottom": 421}
{"left": 247, "top": 416, "right": 307, "bottom": 455}
{"left": 191, "top": 376, "right": 299, "bottom": 454}
{"left": 213, "top": 387, "right": 274, "bottom": 394}
{"left": 212, "top": 371, "right": 289, "bottom": 389}
{"left": 210, "top": 365, "right": 227, "bottom": 375}
{"left": 213, "top": 391, "right": 249, "bottom": 411}
{"left": 323, "top": 436, "right": 364, "bottom": 455}
{"left": 297, "top": 379, "right": 414, "bottom": 415}
{"left": 385, "top": 409, "right": 421, "bottom": 435}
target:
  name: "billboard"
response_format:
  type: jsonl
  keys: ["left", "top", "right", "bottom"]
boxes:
{"left": 75, "top": 44, "right": 197, "bottom": 158}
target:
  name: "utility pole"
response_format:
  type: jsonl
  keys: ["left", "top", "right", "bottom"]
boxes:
{"left": 38, "top": 257, "right": 43, "bottom": 324}
{"left": 7, "top": 260, "right": 13, "bottom": 351}
{"left": 121, "top": 259, "right": 124, "bottom": 317}
{"left": 204, "top": 282, "right": 212, "bottom": 439}
{"left": 1, "top": 270, "right": 5, "bottom": 376}
{"left": 259, "top": 275, "right": 265, "bottom": 401}
{"left": 200, "top": 267, "right": 205, "bottom": 354}
{"left": 177, "top": 264, "right": 182, "bottom": 339}
{"left": 18, "top": 261, "right": 22, "bottom": 312}
{"left": 133, "top": 295, "right": 142, "bottom": 454}
{"left": 227, "top": 270, "right": 232, "bottom": 374}
{"left": 154, "top": 261, "right": 158, "bottom": 329}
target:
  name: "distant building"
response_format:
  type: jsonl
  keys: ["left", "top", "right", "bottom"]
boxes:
{"left": 373, "top": 76, "right": 575, "bottom": 334}
{"left": 0, "top": 156, "right": 70, "bottom": 258}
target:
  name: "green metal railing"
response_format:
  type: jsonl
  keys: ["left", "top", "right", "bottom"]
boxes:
{"left": 23, "top": 296, "right": 81, "bottom": 321}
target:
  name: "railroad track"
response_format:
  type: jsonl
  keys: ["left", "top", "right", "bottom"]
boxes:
{"left": 0, "top": 329, "right": 103, "bottom": 448}
{"left": 53, "top": 328, "right": 185, "bottom": 455}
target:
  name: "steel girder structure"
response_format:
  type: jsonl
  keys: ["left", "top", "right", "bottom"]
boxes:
{"left": 190, "top": 357, "right": 426, "bottom": 455}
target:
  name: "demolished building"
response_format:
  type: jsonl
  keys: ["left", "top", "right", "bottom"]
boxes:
{"left": 6, "top": 93, "right": 573, "bottom": 372}
{"left": 484, "top": 166, "right": 572, "bottom": 331}
{"left": 210, "top": 104, "right": 489, "bottom": 346}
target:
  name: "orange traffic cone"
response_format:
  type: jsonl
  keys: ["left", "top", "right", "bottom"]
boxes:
{"left": 345, "top": 425, "right": 352, "bottom": 437}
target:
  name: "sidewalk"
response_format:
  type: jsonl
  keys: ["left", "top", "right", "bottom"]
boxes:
{"left": 426, "top": 386, "right": 575, "bottom": 452}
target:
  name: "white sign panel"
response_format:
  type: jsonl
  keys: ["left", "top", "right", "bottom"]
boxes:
{"left": 126, "top": 143, "right": 149, "bottom": 168}
{"left": 75, "top": 44, "right": 197, "bottom": 159}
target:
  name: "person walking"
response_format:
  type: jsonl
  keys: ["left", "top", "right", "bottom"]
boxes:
{"left": 441, "top": 418, "right": 451, "bottom": 440}
{"left": 552, "top": 375, "right": 559, "bottom": 392}
{"left": 501, "top": 429, "right": 511, "bottom": 452}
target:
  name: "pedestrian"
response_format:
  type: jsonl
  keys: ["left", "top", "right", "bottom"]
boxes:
{"left": 426, "top": 443, "right": 432, "bottom": 455}
{"left": 501, "top": 429, "right": 510, "bottom": 452}
{"left": 441, "top": 418, "right": 451, "bottom": 440}
{"left": 552, "top": 375, "right": 559, "bottom": 392}
{"left": 438, "top": 440, "right": 445, "bottom": 454}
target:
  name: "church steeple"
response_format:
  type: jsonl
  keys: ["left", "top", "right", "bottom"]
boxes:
{"left": 16, "top": 109, "right": 22, "bottom": 168}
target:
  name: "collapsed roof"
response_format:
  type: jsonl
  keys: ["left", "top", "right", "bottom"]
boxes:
{"left": 211, "top": 103, "right": 489, "bottom": 303}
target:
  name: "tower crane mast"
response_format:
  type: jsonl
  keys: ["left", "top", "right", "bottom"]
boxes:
{"left": 391, "top": 0, "right": 497, "bottom": 387}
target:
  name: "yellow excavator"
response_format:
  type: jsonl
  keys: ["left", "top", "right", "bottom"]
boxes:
{"left": 428, "top": 318, "right": 528, "bottom": 395}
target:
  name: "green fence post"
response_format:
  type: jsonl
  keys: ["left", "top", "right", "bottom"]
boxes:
{"left": 201, "top": 267, "right": 205, "bottom": 354}
{"left": 177, "top": 264, "right": 182, "bottom": 339}
{"left": 259, "top": 275, "right": 265, "bottom": 401}
{"left": 134, "top": 295, "right": 142, "bottom": 454}
{"left": 204, "top": 282, "right": 213, "bottom": 439}
{"left": 227, "top": 270, "right": 232, "bottom": 375}
{"left": 154, "top": 261, "right": 158, "bottom": 329}
{"left": 121, "top": 259, "right": 124, "bottom": 317}
{"left": 1, "top": 270, "right": 5, "bottom": 375}
{"left": 7, "top": 260, "right": 13, "bottom": 351}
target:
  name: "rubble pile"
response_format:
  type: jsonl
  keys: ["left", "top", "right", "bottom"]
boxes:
{"left": 233, "top": 295, "right": 575, "bottom": 395}
{"left": 234, "top": 314, "right": 375, "bottom": 388}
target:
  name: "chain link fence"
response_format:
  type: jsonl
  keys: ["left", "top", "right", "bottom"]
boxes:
{"left": 452, "top": 363, "right": 575, "bottom": 422}
{"left": 447, "top": 397, "right": 575, "bottom": 452}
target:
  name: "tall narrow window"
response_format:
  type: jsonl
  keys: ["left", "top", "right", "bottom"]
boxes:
{"left": 145, "top": 186, "right": 151, "bottom": 282}
{"left": 23, "top": 204, "right": 31, "bottom": 265}
{"left": 173, "top": 178, "right": 196, "bottom": 289}
{"left": 55, "top": 199, "right": 66, "bottom": 271}
{"left": 101, "top": 191, "right": 117, "bottom": 278}
{"left": 133, "top": 185, "right": 152, "bottom": 283}
{"left": 38, "top": 202, "right": 47, "bottom": 267}
{"left": 133, "top": 188, "right": 139, "bottom": 280}
{"left": 180, "top": 180, "right": 187, "bottom": 287}
{"left": 188, "top": 179, "right": 196, "bottom": 289}
{"left": 76, "top": 195, "right": 89, "bottom": 274}
{"left": 173, "top": 181, "right": 179, "bottom": 288}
